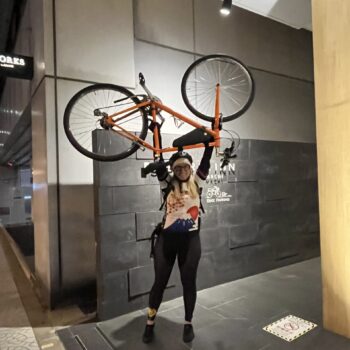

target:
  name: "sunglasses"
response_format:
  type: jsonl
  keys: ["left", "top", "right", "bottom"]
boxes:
{"left": 173, "top": 164, "right": 191, "bottom": 172}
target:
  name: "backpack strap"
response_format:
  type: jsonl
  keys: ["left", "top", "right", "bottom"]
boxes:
{"left": 159, "top": 182, "right": 174, "bottom": 211}
{"left": 195, "top": 182, "right": 205, "bottom": 214}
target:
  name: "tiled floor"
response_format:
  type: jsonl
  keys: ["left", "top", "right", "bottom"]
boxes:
{"left": 57, "top": 257, "right": 350, "bottom": 349}
{"left": 0, "top": 327, "right": 40, "bottom": 350}
{"left": 0, "top": 228, "right": 41, "bottom": 350}
{"left": 0, "top": 226, "right": 92, "bottom": 350}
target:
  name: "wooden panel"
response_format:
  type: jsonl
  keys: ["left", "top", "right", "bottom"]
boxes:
{"left": 312, "top": 0, "right": 350, "bottom": 338}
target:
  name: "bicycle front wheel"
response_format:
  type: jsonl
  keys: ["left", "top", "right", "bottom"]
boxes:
{"left": 181, "top": 55, "right": 254, "bottom": 122}
{"left": 63, "top": 84, "right": 148, "bottom": 161}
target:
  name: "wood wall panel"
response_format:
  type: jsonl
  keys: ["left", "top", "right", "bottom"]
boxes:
{"left": 312, "top": 0, "right": 350, "bottom": 337}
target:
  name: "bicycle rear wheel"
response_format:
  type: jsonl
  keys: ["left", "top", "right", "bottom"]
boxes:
{"left": 63, "top": 84, "right": 148, "bottom": 161}
{"left": 181, "top": 55, "right": 254, "bottom": 122}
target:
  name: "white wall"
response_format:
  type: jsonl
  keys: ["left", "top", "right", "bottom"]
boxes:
{"left": 55, "top": 0, "right": 135, "bottom": 87}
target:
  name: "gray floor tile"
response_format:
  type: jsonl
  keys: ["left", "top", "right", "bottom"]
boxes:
{"left": 190, "top": 319, "right": 272, "bottom": 350}
{"left": 211, "top": 295, "right": 290, "bottom": 328}
{"left": 57, "top": 258, "right": 350, "bottom": 350}
{"left": 71, "top": 326, "right": 113, "bottom": 349}
{"left": 159, "top": 303, "right": 224, "bottom": 330}
{"left": 97, "top": 314, "right": 189, "bottom": 349}
{"left": 140, "top": 296, "right": 184, "bottom": 315}
{"left": 197, "top": 283, "right": 246, "bottom": 309}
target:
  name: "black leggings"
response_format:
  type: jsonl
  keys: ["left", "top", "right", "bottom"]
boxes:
{"left": 148, "top": 230, "right": 201, "bottom": 322}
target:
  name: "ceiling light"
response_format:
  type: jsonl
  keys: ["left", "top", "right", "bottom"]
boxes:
{"left": 220, "top": 0, "right": 232, "bottom": 16}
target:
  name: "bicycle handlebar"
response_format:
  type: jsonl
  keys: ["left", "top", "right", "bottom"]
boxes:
{"left": 141, "top": 160, "right": 170, "bottom": 178}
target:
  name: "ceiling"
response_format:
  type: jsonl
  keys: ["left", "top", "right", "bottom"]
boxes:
{"left": 231, "top": 0, "right": 312, "bottom": 31}
{"left": 0, "top": 0, "right": 312, "bottom": 168}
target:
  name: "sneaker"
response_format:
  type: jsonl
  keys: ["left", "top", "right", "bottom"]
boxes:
{"left": 142, "top": 324, "right": 155, "bottom": 343}
{"left": 183, "top": 324, "right": 195, "bottom": 343}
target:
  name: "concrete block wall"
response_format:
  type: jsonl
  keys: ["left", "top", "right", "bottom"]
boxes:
{"left": 95, "top": 133, "right": 319, "bottom": 319}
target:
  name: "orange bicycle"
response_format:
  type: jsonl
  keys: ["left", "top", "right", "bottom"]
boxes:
{"left": 63, "top": 54, "right": 254, "bottom": 170}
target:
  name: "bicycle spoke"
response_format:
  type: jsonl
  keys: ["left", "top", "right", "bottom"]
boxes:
{"left": 71, "top": 110, "right": 94, "bottom": 121}
{"left": 75, "top": 130, "right": 93, "bottom": 146}
{"left": 79, "top": 96, "right": 97, "bottom": 112}
{"left": 221, "top": 89, "right": 242, "bottom": 107}
{"left": 182, "top": 55, "right": 253, "bottom": 121}
{"left": 69, "top": 120, "right": 96, "bottom": 125}
{"left": 193, "top": 89, "right": 215, "bottom": 110}
{"left": 73, "top": 103, "right": 95, "bottom": 116}
{"left": 64, "top": 84, "right": 147, "bottom": 161}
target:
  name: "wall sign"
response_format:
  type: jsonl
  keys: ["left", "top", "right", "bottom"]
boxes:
{"left": 205, "top": 185, "right": 232, "bottom": 203}
{"left": 206, "top": 162, "right": 235, "bottom": 184}
{"left": 0, "top": 53, "right": 33, "bottom": 80}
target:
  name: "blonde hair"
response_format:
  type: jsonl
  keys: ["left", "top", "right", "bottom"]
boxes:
{"left": 170, "top": 173, "right": 198, "bottom": 200}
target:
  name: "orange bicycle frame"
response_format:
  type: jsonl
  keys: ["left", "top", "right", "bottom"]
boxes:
{"left": 105, "top": 84, "right": 222, "bottom": 158}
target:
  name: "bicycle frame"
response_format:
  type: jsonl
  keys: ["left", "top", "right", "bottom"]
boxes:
{"left": 105, "top": 84, "right": 222, "bottom": 159}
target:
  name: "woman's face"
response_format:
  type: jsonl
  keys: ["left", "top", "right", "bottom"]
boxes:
{"left": 173, "top": 164, "right": 191, "bottom": 182}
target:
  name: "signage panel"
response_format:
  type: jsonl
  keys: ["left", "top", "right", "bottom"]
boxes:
{"left": 0, "top": 53, "right": 33, "bottom": 80}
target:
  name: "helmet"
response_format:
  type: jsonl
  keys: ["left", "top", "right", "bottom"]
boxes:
{"left": 169, "top": 151, "right": 193, "bottom": 169}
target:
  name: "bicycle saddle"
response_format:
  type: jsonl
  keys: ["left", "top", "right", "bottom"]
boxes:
{"left": 172, "top": 129, "right": 212, "bottom": 148}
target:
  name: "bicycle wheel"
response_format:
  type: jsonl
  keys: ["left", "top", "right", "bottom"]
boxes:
{"left": 181, "top": 55, "right": 254, "bottom": 122}
{"left": 63, "top": 84, "right": 148, "bottom": 161}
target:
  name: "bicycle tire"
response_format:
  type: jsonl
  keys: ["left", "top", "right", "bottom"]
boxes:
{"left": 63, "top": 84, "right": 148, "bottom": 161}
{"left": 181, "top": 54, "right": 255, "bottom": 122}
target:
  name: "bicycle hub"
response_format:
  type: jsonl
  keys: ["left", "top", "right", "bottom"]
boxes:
{"left": 99, "top": 115, "right": 113, "bottom": 130}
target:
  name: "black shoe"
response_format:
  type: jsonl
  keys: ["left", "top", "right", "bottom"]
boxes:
{"left": 142, "top": 324, "right": 155, "bottom": 343}
{"left": 183, "top": 324, "right": 195, "bottom": 343}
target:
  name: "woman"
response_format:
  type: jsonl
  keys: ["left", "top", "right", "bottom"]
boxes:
{"left": 143, "top": 145, "right": 213, "bottom": 344}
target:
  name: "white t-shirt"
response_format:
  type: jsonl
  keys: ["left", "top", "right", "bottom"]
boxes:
{"left": 160, "top": 174, "right": 204, "bottom": 233}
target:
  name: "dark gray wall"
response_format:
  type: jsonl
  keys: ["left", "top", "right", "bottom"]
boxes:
{"left": 94, "top": 131, "right": 319, "bottom": 320}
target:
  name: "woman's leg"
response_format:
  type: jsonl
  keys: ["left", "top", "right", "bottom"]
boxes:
{"left": 148, "top": 234, "right": 176, "bottom": 321}
{"left": 178, "top": 233, "right": 201, "bottom": 322}
{"left": 143, "top": 233, "right": 177, "bottom": 343}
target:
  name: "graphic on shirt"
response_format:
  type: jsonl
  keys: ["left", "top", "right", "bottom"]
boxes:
{"left": 163, "top": 192, "right": 200, "bottom": 232}
{"left": 187, "top": 206, "right": 199, "bottom": 221}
